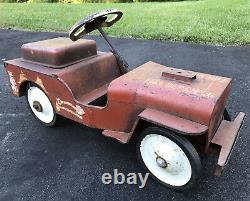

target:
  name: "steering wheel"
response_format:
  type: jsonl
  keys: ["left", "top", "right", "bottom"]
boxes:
{"left": 69, "top": 9, "right": 123, "bottom": 41}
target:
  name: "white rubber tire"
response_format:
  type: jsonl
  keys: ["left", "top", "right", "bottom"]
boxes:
{"left": 137, "top": 127, "right": 201, "bottom": 190}
{"left": 26, "top": 84, "right": 56, "bottom": 126}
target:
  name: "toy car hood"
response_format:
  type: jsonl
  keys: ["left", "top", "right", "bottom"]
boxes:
{"left": 108, "top": 61, "right": 232, "bottom": 126}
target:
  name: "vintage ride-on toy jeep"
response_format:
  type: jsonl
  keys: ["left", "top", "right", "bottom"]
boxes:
{"left": 4, "top": 9, "right": 245, "bottom": 190}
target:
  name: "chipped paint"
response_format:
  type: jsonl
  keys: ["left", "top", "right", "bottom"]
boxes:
{"left": 76, "top": 105, "right": 85, "bottom": 115}
{"left": 7, "top": 71, "right": 18, "bottom": 95}
{"left": 35, "top": 77, "right": 48, "bottom": 94}
{"left": 18, "top": 71, "right": 27, "bottom": 84}
{"left": 56, "top": 98, "right": 85, "bottom": 119}
{"left": 147, "top": 78, "right": 217, "bottom": 99}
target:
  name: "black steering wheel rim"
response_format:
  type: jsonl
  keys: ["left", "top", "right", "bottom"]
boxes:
{"left": 69, "top": 9, "right": 123, "bottom": 41}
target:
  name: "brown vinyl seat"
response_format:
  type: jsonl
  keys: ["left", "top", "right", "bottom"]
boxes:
{"left": 21, "top": 37, "right": 97, "bottom": 68}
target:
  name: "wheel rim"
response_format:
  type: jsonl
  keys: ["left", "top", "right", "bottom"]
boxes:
{"left": 27, "top": 86, "right": 54, "bottom": 124}
{"left": 140, "top": 134, "right": 192, "bottom": 186}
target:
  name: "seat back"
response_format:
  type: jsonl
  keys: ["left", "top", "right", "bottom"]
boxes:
{"left": 58, "top": 52, "right": 120, "bottom": 100}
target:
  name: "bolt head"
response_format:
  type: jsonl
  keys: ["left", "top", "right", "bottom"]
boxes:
{"left": 156, "top": 157, "right": 168, "bottom": 168}
{"left": 33, "top": 101, "right": 43, "bottom": 112}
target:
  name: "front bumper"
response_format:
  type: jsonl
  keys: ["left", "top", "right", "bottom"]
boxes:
{"left": 211, "top": 112, "right": 246, "bottom": 176}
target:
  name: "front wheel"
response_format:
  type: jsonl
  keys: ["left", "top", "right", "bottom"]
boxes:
{"left": 136, "top": 127, "right": 201, "bottom": 190}
{"left": 25, "top": 84, "right": 57, "bottom": 127}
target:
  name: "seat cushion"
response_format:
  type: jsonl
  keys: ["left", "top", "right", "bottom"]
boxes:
{"left": 21, "top": 37, "right": 97, "bottom": 68}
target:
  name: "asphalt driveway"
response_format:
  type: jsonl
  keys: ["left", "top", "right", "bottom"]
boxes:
{"left": 0, "top": 29, "right": 249, "bottom": 201}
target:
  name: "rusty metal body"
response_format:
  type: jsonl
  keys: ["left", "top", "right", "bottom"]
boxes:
{"left": 4, "top": 37, "right": 245, "bottom": 176}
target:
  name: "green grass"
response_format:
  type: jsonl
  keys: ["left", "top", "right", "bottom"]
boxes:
{"left": 0, "top": 0, "right": 249, "bottom": 45}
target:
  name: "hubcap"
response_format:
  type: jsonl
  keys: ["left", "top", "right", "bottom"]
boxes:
{"left": 27, "top": 86, "right": 55, "bottom": 124}
{"left": 140, "top": 134, "right": 192, "bottom": 186}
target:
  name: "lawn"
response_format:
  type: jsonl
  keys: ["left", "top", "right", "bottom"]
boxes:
{"left": 0, "top": 0, "right": 249, "bottom": 45}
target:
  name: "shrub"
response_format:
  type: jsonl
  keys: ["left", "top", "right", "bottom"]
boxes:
{"left": 0, "top": 0, "right": 17, "bottom": 2}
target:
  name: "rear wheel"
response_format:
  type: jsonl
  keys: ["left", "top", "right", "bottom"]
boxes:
{"left": 136, "top": 127, "right": 201, "bottom": 190}
{"left": 25, "top": 84, "right": 56, "bottom": 126}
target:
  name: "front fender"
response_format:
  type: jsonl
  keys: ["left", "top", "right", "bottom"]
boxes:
{"left": 138, "top": 108, "right": 208, "bottom": 136}
{"left": 102, "top": 108, "right": 208, "bottom": 144}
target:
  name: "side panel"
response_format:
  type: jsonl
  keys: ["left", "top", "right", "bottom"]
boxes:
{"left": 4, "top": 63, "right": 91, "bottom": 125}
{"left": 3, "top": 60, "right": 139, "bottom": 132}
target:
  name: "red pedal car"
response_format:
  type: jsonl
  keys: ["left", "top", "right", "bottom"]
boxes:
{"left": 4, "top": 9, "right": 245, "bottom": 190}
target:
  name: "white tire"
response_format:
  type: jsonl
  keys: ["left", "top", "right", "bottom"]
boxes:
{"left": 26, "top": 84, "right": 56, "bottom": 126}
{"left": 137, "top": 127, "right": 201, "bottom": 190}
